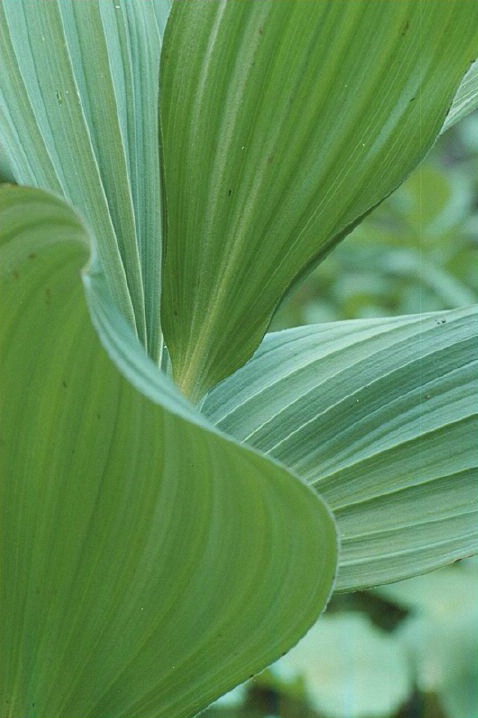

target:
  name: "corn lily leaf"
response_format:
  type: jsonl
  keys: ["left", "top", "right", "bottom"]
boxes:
{"left": 0, "top": 184, "right": 337, "bottom": 718}
{"left": 441, "top": 59, "right": 478, "bottom": 134}
{"left": 0, "top": 0, "right": 169, "bottom": 359}
{"left": 160, "top": 0, "right": 478, "bottom": 399}
{"left": 1, "top": 0, "right": 476, "bottom": 714}
{"left": 204, "top": 307, "right": 478, "bottom": 591}
{"left": 0, "top": 4, "right": 337, "bottom": 714}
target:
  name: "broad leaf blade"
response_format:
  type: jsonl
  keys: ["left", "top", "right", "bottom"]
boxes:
{"left": 0, "top": 185, "right": 337, "bottom": 718}
{"left": 161, "top": 0, "right": 478, "bottom": 399}
{"left": 204, "top": 309, "right": 478, "bottom": 590}
{"left": 0, "top": 0, "right": 169, "bottom": 359}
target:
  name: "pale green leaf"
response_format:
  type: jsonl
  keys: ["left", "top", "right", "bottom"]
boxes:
{"left": 0, "top": 0, "right": 170, "bottom": 359}
{"left": 374, "top": 560, "right": 478, "bottom": 617}
{"left": 0, "top": 185, "right": 337, "bottom": 718}
{"left": 400, "top": 613, "right": 478, "bottom": 718}
{"left": 160, "top": 0, "right": 478, "bottom": 399}
{"left": 274, "top": 613, "right": 411, "bottom": 718}
{"left": 441, "top": 59, "right": 478, "bottom": 134}
{"left": 376, "top": 563, "right": 478, "bottom": 718}
{"left": 204, "top": 309, "right": 478, "bottom": 590}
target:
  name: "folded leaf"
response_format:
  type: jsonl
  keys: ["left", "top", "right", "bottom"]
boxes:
{"left": 160, "top": 0, "right": 478, "bottom": 399}
{"left": 204, "top": 309, "right": 478, "bottom": 590}
{"left": 0, "top": 0, "right": 169, "bottom": 359}
{"left": 0, "top": 185, "right": 337, "bottom": 718}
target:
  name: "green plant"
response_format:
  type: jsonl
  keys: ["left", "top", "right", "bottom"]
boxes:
{"left": 1, "top": 2, "right": 477, "bottom": 717}
{"left": 209, "top": 559, "right": 478, "bottom": 718}
{"left": 272, "top": 116, "right": 478, "bottom": 328}
{"left": 376, "top": 558, "right": 478, "bottom": 718}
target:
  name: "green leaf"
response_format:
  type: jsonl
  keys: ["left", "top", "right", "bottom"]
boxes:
{"left": 0, "top": 185, "right": 337, "bottom": 718}
{"left": 204, "top": 308, "right": 478, "bottom": 591}
{"left": 160, "top": 0, "right": 478, "bottom": 399}
{"left": 441, "top": 59, "right": 478, "bottom": 134}
{"left": 0, "top": 0, "right": 170, "bottom": 360}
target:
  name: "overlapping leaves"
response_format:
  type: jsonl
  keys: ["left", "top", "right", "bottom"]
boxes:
{"left": 1, "top": 0, "right": 478, "bottom": 716}
{"left": 204, "top": 308, "right": 478, "bottom": 590}
{"left": 0, "top": 185, "right": 336, "bottom": 718}
{"left": 161, "top": 0, "right": 478, "bottom": 398}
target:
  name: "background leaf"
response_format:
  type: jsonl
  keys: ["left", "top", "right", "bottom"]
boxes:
{"left": 204, "top": 308, "right": 478, "bottom": 590}
{"left": 0, "top": 185, "right": 337, "bottom": 718}
{"left": 272, "top": 613, "right": 411, "bottom": 718}
{"left": 160, "top": 0, "right": 478, "bottom": 399}
{"left": 375, "top": 560, "right": 478, "bottom": 718}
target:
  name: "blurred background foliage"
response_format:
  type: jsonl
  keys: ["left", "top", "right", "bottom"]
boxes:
{"left": 204, "top": 116, "right": 478, "bottom": 718}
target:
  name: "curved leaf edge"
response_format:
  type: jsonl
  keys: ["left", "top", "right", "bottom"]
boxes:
{"left": 0, "top": 182, "right": 339, "bottom": 716}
